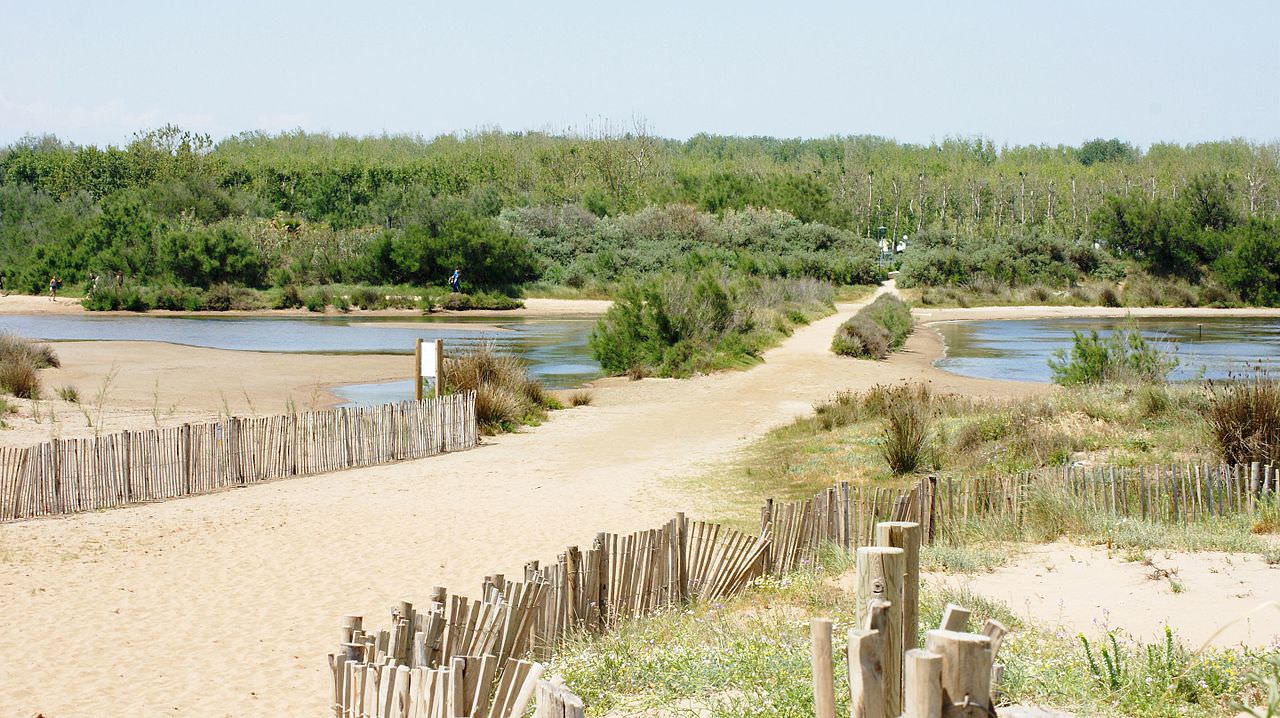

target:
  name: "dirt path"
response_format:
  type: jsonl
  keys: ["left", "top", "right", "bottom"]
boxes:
{"left": 0, "top": 283, "right": 1043, "bottom": 717}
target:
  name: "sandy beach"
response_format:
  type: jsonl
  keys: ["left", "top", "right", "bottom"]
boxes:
{"left": 0, "top": 290, "right": 1276, "bottom": 716}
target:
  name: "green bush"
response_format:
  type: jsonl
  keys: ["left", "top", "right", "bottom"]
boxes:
{"left": 832, "top": 294, "right": 913, "bottom": 359}
{"left": 1048, "top": 327, "right": 1177, "bottom": 385}
{"left": 879, "top": 384, "right": 938, "bottom": 474}
{"left": 831, "top": 314, "right": 891, "bottom": 359}
{"left": 590, "top": 268, "right": 833, "bottom": 378}
{"left": 274, "top": 284, "right": 304, "bottom": 309}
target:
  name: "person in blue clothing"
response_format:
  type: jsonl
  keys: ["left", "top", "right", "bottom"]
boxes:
{"left": 448, "top": 268, "right": 461, "bottom": 293}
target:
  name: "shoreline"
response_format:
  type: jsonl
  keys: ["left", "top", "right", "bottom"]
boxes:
{"left": 0, "top": 293, "right": 611, "bottom": 319}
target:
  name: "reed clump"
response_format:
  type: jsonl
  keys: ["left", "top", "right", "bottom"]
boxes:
{"left": 879, "top": 383, "right": 938, "bottom": 474}
{"left": 1205, "top": 373, "right": 1280, "bottom": 465}
{"left": 445, "top": 343, "right": 558, "bottom": 433}
{"left": 0, "top": 334, "right": 60, "bottom": 399}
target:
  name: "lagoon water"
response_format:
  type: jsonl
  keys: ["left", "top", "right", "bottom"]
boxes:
{"left": 934, "top": 316, "right": 1280, "bottom": 383}
{"left": 0, "top": 314, "right": 602, "bottom": 405}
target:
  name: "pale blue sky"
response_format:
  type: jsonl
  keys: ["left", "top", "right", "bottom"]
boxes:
{"left": 2, "top": 0, "right": 1277, "bottom": 147}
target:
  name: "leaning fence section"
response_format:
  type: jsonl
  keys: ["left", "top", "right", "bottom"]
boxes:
{"left": 0, "top": 391, "right": 478, "bottom": 521}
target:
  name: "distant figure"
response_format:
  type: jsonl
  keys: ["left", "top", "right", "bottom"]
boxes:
{"left": 87, "top": 272, "right": 100, "bottom": 298}
{"left": 48, "top": 275, "right": 59, "bottom": 301}
{"left": 115, "top": 270, "right": 124, "bottom": 288}
{"left": 448, "top": 268, "right": 461, "bottom": 293}
{"left": 0, "top": 274, "right": 6, "bottom": 296}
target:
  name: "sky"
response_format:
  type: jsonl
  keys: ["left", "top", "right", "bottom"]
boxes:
{"left": 2, "top": 0, "right": 1277, "bottom": 148}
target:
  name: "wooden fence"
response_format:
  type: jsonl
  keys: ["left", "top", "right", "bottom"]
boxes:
{"left": 328, "top": 460, "right": 1279, "bottom": 715}
{"left": 932, "top": 461, "right": 1279, "bottom": 531}
{"left": 0, "top": 391, "right": 477, "bottom": 521}
{"left": 331, "top": 479, "right": 929, "bottom": 716}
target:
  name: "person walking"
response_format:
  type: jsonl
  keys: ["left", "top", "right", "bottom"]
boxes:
{"left": 48, "top": 275, "right": 59, "bottom": 301}
{"left": 448, "top": 268, "right": 462, "bottom": 293}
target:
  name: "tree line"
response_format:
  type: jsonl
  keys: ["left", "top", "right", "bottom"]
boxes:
{"left": 1, "top": 126, "right": 1277, "bottom": 303}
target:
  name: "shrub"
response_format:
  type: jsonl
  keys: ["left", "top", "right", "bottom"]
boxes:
{"left": 439, "top": 293, "right": 473, "bottom": 311}
{"left": 590, "top": 268, "right": 832, "bottom": 378}
{"left": 1205, "top": 373, "right": 1280, "bottom": 465}
{"left": 57, "top": 385, "right": 80, "bottom": 403}
{"left": 0, "top": 334, "right": 59, "bottom": 370}
{"left": 831, "top": 314, "right": 890, "bottom": 359}
{"left": 303, "top": 288, "right": 330, "bottom": 312}
{"left": 444, "top": 343, "right": 557, "bottom": 433}
{"left": 0, "top": 354, "right": 42, "bottom": 399}
{"left": 879, "top": 383, "right": 937, "bottom": 474}
{"left": 832, "top": 294, "right": 913, "bottom": 359}
{"left": 150, "top": 285, "right": 203, "bottom": 311}
{"left": 568, "top": 390, "right": 593, "bottom": 407}
{"left": 1048, "top": 327, "right": 1177, "bottom": 385}
{"left": 275, "top": 284, "right": 304, "bottom": 309}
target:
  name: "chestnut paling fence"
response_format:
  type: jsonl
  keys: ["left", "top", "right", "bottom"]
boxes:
{"left": 0, "top": 392, "right": 478, "bottom": 521}
{"left": 335, "top": 461, "right": 1279, "bottom": 716}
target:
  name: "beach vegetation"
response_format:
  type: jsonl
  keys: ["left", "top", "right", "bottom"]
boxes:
{"left": 589, "top": 267, "right": 834, "bottom": 378}
{"left": 831, "top": 294, "right": 913, "bottom": 358}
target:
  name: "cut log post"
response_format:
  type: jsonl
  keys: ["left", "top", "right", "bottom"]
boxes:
{"left": 811, "top": 618, "right": 837, "bottom": 718}
{"left": 876, "top": 520, "right": 921, "bottom": 650}
{"left": 903, "top": 648, "right": 943, "bottom": 718}
{"left": 924, "top": 629, "right": 993, "bottom": 718}
{"left": 856, "top": 546, "right": 905, "bottom": 718}
{"left": 847, "top": 628, "right": 885, "bottom": 718}
{"left": 939, "top": 604, "right": 970, "bottom": 632}
{"left": 981, "top": 619, "right": 1008, "bottom": 660}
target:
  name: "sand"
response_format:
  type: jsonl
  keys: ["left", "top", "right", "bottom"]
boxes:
{"left": 0, "top": 342, "right": 412, "bottom": 448}
{"left": 928, "top": 542, "right": 1280, "bottom": 649}
{"left": 0, "top": 289, "right": 1274, "bottom": 716}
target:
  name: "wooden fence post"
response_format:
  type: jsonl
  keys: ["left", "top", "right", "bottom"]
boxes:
{"left": 811, "top": 618, "right": 836, "bottom": 718}
{"left": 924, "top": 629, "right": 992, "bottom": 718}
{"left": 876, "top": 521, "right": 921, "bottom": 650}
{"left": 857, "top": 546, "right": 905, "bottom": 717}
{"left": 903, "top": 648, "right": 943, "bottom": 718}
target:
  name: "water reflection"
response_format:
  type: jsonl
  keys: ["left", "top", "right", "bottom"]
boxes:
{"left": 0, "top": 313, "right": 603, "bottom": 402}
{"left": 934, "top": 317, "right": 1280, "bottom": 383}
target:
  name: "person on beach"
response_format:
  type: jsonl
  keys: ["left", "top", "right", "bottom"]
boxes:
{"left": 48, "top": 275, "right": 59, "bottom": 301}
{"left": 449, "top": 268, "right": 461, "bottom": 293}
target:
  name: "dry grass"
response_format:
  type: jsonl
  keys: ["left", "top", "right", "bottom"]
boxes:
{"left": 1205, "top": 373, "right": 1280, "bottom": 465}
{"left": 568, "top": 390, "right": 593, "bottom": 407}
{"left": 445, "top": 343, "right": 558, "bottom": 433}
{"left": 879, "top": 383, "right": 938, "bottom": 474}
{"left": 0, "top": 333, "right": 59, "bottom": 400}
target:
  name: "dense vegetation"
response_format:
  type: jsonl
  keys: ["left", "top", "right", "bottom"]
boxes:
{"left": 831, "top": 294, "right": 913, "bottom": 359}
{"left": 899, "top": 171, "right": 1280, "bottom": 306}
{"left": 589, "top": 268, "right": 833, "bottom": 377}
{"left": 2, "top": 127, "right": 1277, "bottom": 308}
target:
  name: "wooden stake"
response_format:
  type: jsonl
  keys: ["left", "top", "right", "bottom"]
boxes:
{"left": 434, "top": 339, "right": 445, "bottom": 399}
{"left": 902, "top": 648, "right": 943, "bottom": 718}
{"left": 924, "top": 629, "right": 992, "bottom": 718}
{"left": 811, "top": 618, "right": 837, "bottom": 718}
{"left": 414, "top": 339, "right": 424, "bottom": 402}
{"left": 847, "top": 628, "right": 885, "bottom": 718}
{"left": 856, "top": 546, "right": 905, "bottom": 717}
{"left": 876, "top": 521, "right": 921, "bottom": 650}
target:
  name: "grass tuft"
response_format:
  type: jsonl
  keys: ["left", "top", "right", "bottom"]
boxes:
{"left": 445, "top": 343, "right": 558, "bottom": 434}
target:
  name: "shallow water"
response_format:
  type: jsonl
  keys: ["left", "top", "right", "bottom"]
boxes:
{"left": 934, "top": 316, "right": 1280, "bottom": 383}
{"left": 0, "top": 313, "right": 602, "bottom": 403}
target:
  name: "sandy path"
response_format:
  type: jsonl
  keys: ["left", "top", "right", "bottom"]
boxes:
{"left": 928, "top": 542, "right": 1280, "bottom": 649}
{"left": 0, "top": 284, "right": 1044, "bottom": 717}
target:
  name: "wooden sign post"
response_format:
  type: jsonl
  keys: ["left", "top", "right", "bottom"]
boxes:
{"left": 414, "top": 338, "right": 445, "bottom": 401}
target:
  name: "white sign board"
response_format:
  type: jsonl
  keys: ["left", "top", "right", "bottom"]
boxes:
{"left": 419, "top": 341, "right": 438, "bottom": 378}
